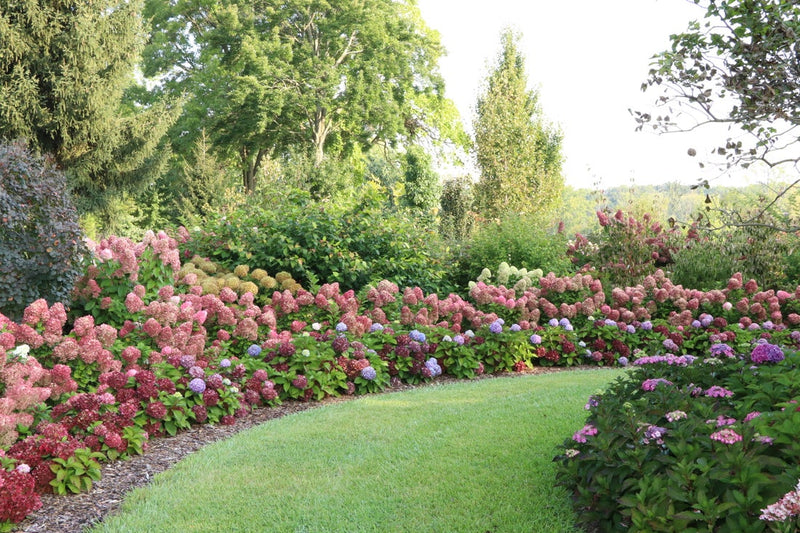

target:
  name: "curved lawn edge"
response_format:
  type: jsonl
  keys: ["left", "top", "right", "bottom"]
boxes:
{"left": 90, "top": 369, "right": 623, "bottom": 533}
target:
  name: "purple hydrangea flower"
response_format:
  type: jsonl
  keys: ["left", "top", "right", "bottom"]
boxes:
{"left": 247, "top": 344, "right": 262, "bottom": 357}
{"left": 692, "top": 320, "right": 702, "bottom": 328}
{"left": 618, "top": 356, "right": 629, "bottom": 366}
{"left": 179, "top": 354, "right": 196, "bottom": 369}
{"left": 336, "top": 322, "right": 348, "bottom": 333}
{"left": 188, "top": 378, "right": 206, "bottom": 394}
{"left": 643, "top": 425, "right": 667, "bottom": 444}
{"left": 424, "top": 357, "right": 442, "bottom": 377}
{"left": 510, "top": 324, "right": 521, "bottom": 332}
{"left": 710, "top": 343, "right": 734, "bottom": 358}
{"left": 370, "top": 323, "right": 384, "bottom": 333}
{"left": 219, "top": 358, "right": 232, "bottom": 368}
{"left": 641, "top": 321, "right": 653, "bottom": 331}
{"left": 489, "top": 320, "right": 503, "bottom": 334}
{"left": 751, "top": 342, "right": 784, "bottom": 364}
{"left": 564, "top": 324, "right": 574, "bottom": 332}
{"left": 548, "top": 318, "right": 559, "bottom": 327}
{"left": 626, "top": 325, "right": 636, "bottom": 334}
{"left": 662, "top": 339, "right": 680, "bottom": 352}
{"left": 705, "top": 385, "right": 734, "bottom": 398}
{"left": 453, "top": 334, "right": 465, "bottom": 345}
{"left": 360, "top": 366, "right": 377, "bottom": 381}
{"left": 189, "top": 365, "right": 205, "bottom": 379}
{"left": 559, "top": 318, "right": 571, "bottom": 327}
{"left": 529, "top": 334, "right": 542, "bottom": 345}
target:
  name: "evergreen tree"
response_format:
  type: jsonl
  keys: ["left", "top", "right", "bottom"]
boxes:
{"left": 0, "top": 0, "right": 176, "bottom": 210}
{"left": 473, "top": 29, "right": 563, "bottom": 220}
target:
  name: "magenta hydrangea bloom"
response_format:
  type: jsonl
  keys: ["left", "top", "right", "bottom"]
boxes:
{"left": 642, "top": 378, "right": 673, "bottom": 391}
{"left": 705, "top": 385, "right": 734, "bottom": 398}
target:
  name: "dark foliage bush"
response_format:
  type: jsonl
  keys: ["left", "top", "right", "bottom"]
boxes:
{"left": 0, "top": 141, "right": 87, "bottom": 320}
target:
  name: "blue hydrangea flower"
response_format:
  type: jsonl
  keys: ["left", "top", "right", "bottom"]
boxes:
{"left": 548, "top": 318, "right": 559, "bottom": 327}
{"left": 641, "top": 320, "right": 653, "bottom": 331}
{"left": 564, "top": 324, "right": 574, "bottom": 332}
{"left": 496, "top": 318, "right": 505, "bottom": 326}
{"left": 453, "top": 334, "right": 465, "bottom": 345}
{"left": 604, "top": 319, "right": 617, "bottom": 327}
{"left": 559, "top": 318, "right": 571, "bottom": 327}
{"left": 618, "top": 356, "right": 629, "bottom": 366}
{"left": 529, "top": 334, "right": 542, "bottom": 345}
{"left": 489, "top": 320, "right": 503, "bottom": 334}
{"left": 247, "top": 344, "right": 262, "bottom": 357}
{"left": 360, "top": 366, "right": 377, "bottom": 380}
{"left": 626, "top": 325, "right": 636, "bottom": 334}
{"left": 424, "top": 357, "right": 442, "bottom": 377}
{"left": 510, "top": 324, "right": 521, "bottom": 332}
{"left": 370, "top": 323, "right": 384, "bottom": 333}
{"left": 692, "top": 320, "right": 702, "bottom": 328}
{"left": 219, "top": 358, "right": 231, "bottom": 368}
{"left": 409, "top": 329, "right": 426, "bottom": 343}
{"left": 188, "top": 378, "right": 206, "bottom": 394}
{"left": 336, "top": 322, "right": 348, "bottom": 333}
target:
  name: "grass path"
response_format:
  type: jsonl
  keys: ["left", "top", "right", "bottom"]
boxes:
{"left": 90, "top": 369, "right": 622, "bottom": 533}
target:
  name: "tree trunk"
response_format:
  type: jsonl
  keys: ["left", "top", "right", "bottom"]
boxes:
{"left": 240, "top": 146, "right": 268, "bottom": 193}
{"left": 312, "top": 108, "right": 332, "bottom": 166}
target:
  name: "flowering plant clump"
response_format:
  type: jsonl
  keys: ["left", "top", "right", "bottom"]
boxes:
{"left": 556, "top": 342, "right": 800, "bottom": 532}
{"left": 7, "top": 226, "right": 800, "bottom": 525}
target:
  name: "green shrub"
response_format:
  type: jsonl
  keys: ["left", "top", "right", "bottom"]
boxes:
{"left": 439, "top": 175, "right": 475, "bottom": 243}
{"left": 450, "top": 213, "right": 572, "bottom": 289}
{"left": 568, "top": 209, "right": 681, "bottom": 288}
{"left": 671, "top": 221, "right": 790, "bottom": 290}
{"left": 0, "top": 141, "right": 87, "bottom": 320}
{"left": 556, "top": 347, "right": 800, "bottom": 531}
{"left": 183, "top": 188, "right": 453, "bottom": 294}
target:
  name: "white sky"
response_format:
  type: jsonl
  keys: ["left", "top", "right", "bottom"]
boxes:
{"left": 416, "top": 0, "right": 771, "bottom": 189}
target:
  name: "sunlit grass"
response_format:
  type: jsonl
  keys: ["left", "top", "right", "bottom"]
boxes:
{"left": 91, "top": 369, "right": 623, "bottom": 533}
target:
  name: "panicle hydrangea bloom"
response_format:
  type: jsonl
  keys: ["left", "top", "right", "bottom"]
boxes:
{"left": 360, "top": 366, "right": 377, "bottom": 381}
{"left": 710, "top": 428, "right": 742, "bottom": 445}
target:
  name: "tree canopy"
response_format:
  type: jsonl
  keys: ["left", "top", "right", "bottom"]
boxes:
{"left": 0, "top": 0, "right": 175, "bottom": 210}
{"left": 473, "top": 29, "right": 563, "bottom": 220}
{"left": 635, "top": 0, "right": 800, "bottom": 172}
{"left": 141, "top": 0, "right": 455, "bottom": 192}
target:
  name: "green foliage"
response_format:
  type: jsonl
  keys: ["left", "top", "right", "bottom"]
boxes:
{"left": 556, "top": 349, "right": 800, "bottom": 532}
{"left": 50, "top": 448, "right": 104, "bottom": 495}
{"left": 637, "top": 0, "right": 800, "bottom": 171}
{"left": 568, "top": 209, "right": 681, "bottom": 288}
{"left": 0, "top": 0, "right": 176, "bottom": 209}
{"left": 184, "top": 188, "right": 453, "bottom": 294}
{"left": 451, "top": 213, "right": 572, "bottom": 289}
{"left": 473, "top": 28, "right": 563, "bottom": 219}
{"left": 401, "top": 145, "right": 440, "bottom": 218}
{"left": 439, "top": 175, "right": 475, "bottom": 242}
{"left": 672, "top": 228, "right": 790, "bottom": 291}
{"left": 0, "top": 141, "right": 87, "bottom": 321}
